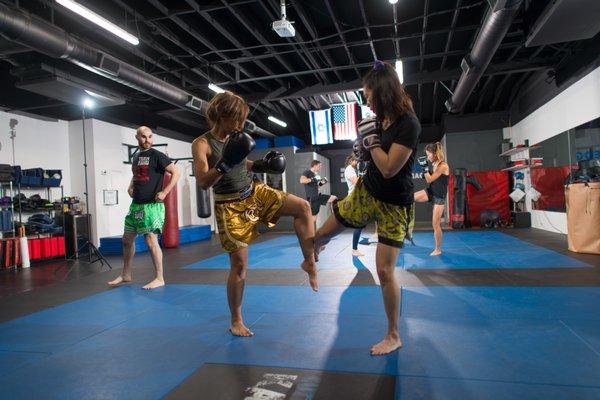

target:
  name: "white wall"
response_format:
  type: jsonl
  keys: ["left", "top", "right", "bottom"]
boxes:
{"left": 0, "top": 111, "right": 71, "bottom": 196}
{"left": 503, "top": 66, "right": 600, "bottom": 233}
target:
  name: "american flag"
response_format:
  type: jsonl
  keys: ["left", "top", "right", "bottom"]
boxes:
{"left": 332, "top": 102, "right": 357, "bottom": 141}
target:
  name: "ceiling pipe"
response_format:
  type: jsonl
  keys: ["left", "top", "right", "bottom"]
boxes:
{"left": 445, "top": 0, "right": 523, "bottom": 113}
{"left": 0, "top": 3, "right": 275, "bottom": 138}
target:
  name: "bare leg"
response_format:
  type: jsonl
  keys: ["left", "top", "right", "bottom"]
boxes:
{"left": 142, "top": 233, "right": 165, "bottom": 289}
{"left": 108, "top": 232, "right": 137, "bottom": 286}
{"left": 227, "top": 247, "right": 253, "bottom": 336}
{"left": 351, "top": 228, "right": 364, "bottom": 256}
{"left": 314, "top": 214, "right": 346, "bottom": 260}
{"left": 431, "top": 205, "right": 445, "bottom": 256}
{"left": 414, "top": 189, "right": 428, "bottom": 203}
{"left": 276, "top": 194, "right": 319, "bottom": 291}
{"left": 371, "top": 242, "right": 402, "bottom": 356}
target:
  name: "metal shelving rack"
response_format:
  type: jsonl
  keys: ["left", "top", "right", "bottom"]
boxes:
{"left": 15, "top": 185, "right": 64, "bottom": 224}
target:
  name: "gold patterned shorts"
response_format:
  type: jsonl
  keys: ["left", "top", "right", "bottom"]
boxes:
{"left": 333, "top": 178, "right": 414, "bottom": 248}
{"left": 214, "top": 182, "right": 287, "bottom": 252}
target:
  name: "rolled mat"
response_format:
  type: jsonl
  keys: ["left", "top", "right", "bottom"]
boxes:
{"left": 19, "top": 236, "right": 30, "bottom": 268}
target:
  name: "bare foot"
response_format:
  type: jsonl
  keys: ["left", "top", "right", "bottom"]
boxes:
{"left": 352, "top": 249, "right": 365, "bottom": 257}
{"left": 301, "top": 260, "right": 319, "bottom": 292}
{"left": 370, "top": 334, "right": 402, "bottom": 356}
{"left": 107, "top": 275, "right": 131, "bottom": 287}
{"left": 229, "top": 322, "right": 254, "bottom": 337}
{"left": 430, "top": 249, "right": 442, "bottom": 256}
{"left": 142, "top": 278, "right": 165, "bottom": 290}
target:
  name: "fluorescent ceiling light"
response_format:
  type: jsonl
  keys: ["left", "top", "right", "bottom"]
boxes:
{"left": 268, "top": 116, "right": 287, "bottom": 128}
{"left": 83, "top": 98, "right": 95, "bottom": 108}
{"left": 395, "top": 59, "right": 404, "bottom": 84}
{"left": 56, "top": 0, "right": 139, "bottom": 45}
{"left": 208, "top": 83, "right": 226, "bottom": 94}
{"left": 389, "top": 0, "right": 399, "bottom": 4}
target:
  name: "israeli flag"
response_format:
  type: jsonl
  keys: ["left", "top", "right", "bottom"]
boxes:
{"left": 309, "top": 109, "right": 333, "bottom": 145}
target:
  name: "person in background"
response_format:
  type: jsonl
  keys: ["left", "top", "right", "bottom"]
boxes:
{"left": 414, "top": 142, "right": 450, "bottom": 256}
{"left": 300, "top": 160, "right": 337, "bottom": 226}
{"left": 108, "top": 126, "right": 180, "bottom": 290}
{"left": 343, "top": 155, "right": 364, "bottom": 256}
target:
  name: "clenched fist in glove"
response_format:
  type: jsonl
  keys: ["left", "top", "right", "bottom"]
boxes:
{"left": 353, "top": 117, "right": 380, "bottom": 161}
{"left": 251, "top": 151, "right": 286, "bottom": 174}
{"left": 215, "top": 131, "right": 256, "bottom": 174}
{"left": 357, "top": 117, "right": 380, "bottom": 150}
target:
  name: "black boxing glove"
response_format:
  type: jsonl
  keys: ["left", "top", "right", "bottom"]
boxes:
{"left": 251, "top": 151, "right": 286, "bottom": 174}
{"left": 357, "top": 117, "right": 380, "bottom": 151}
{"left": 215, "top": 131, "right": 256, "bottom": 174}
{"left": 417, "top": 156, "right": 428, "bottom": 167}
{"left": 426, "top": 162, "right": 434, "bottom": 175}
{"left": 318, "top": 177, "right": 328, "bottom": 187}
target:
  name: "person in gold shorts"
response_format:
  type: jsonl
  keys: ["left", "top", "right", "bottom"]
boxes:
{"left": 192, "top": 91, "right": 318, "bottom": 337}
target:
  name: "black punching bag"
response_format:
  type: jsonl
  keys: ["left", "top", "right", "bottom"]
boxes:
{"left": 452, "top": 168, "right": 467, "bottom": 229}
{"left": 196, "top": 182, "right": 211, "bottom": 218}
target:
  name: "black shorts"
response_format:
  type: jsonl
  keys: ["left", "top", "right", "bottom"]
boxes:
{"left": 309, "top": 194, "right": 330, "bottom": 215}
{"left": 426, "top": 188, "right": 446, "bottom": 205}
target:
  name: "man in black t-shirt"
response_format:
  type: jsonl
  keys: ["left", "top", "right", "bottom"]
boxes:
{"left": 108, "top": 126, "right": 180, "bottom": 290}
{"left": 299, "top": 160, "right": 336, "bottom": 223}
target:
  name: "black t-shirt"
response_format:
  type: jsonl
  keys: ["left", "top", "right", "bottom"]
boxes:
{"left": 302, "top": 170, "right": 319, "bottom": 200}
{"left": 131, "top": 148, "right": 172, "bottom": 204}
{"left": 363, "top": 112, "right": 421, "bottom": 205}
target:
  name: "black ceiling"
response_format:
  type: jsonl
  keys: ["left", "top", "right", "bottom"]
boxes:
{"left": 0, "top": 0, "right": 596, "bottom": 144}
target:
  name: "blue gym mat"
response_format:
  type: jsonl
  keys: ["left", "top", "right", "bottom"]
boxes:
{"left": 1, "top": 285, "right": 600, "bottom": 399}
{"left": 184, "top": 231, "right": 590, "bottom": 270}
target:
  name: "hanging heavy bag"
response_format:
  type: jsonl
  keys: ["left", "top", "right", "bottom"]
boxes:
{"left": 452, "top": 168, "right": 467, "bottom": 229}
{"left": 161, "top": 172, "right": 180, "bottom": 248}
{"left": 565, "top": 182, "right": 600, "bottom": 254}
{"left": 196, "top": 183, "right": 211, "bottom": 218}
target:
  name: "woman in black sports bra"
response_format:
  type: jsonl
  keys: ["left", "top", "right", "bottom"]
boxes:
{"left": 414, "top": 142, "right": 450, "bottom": 256}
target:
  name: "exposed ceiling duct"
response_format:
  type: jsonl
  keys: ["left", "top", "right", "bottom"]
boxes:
{"left": 13, "top": 63, "right": 126, "bottom": 108}
{"left": 445, "top": 0, "right": 523, "bottom": 113}
{"left": 524, "top": 0, "right": 600, "bottom": 47}
{"left": 0, "top": 3, "right": 275, "bottom": 138}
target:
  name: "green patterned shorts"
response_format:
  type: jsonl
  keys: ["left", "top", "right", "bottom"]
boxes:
{"left": 124, "top": 202, "right": 165, "bottom": 234}
{"left": 333, "top": 178, "right": 414, "bottom": 248}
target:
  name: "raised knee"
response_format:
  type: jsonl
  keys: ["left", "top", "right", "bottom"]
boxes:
{"left": 300, "top": 199, "right": 311, "bottom": 216}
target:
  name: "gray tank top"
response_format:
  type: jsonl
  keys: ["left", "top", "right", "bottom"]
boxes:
{"left": 202, "top": 131, "right": 252, "bottom": 194}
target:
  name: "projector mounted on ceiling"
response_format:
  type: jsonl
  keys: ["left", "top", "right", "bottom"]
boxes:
{"left": 272, "top": 0, "right": 295, "bottom": 38}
